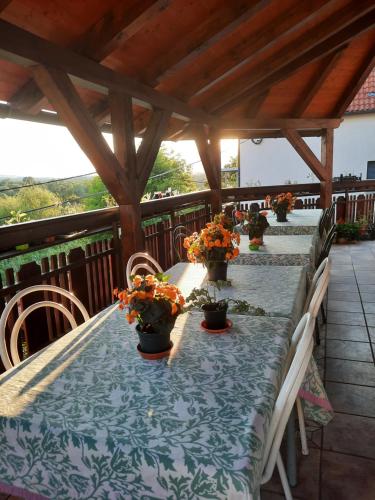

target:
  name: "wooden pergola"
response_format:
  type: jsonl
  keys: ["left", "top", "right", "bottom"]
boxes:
{"left": 0, "top": 0, "right": 374, "bottom": 262}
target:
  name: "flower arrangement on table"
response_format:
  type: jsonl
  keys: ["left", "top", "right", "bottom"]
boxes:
{"left": 114, "top": 274, "right": 185, "bottom": 356}
{"left": 183, "top": 219, "right": 240, "bottom": 281}
{"left": 213, "top": 212, "right": 234, "bottom": 231}
{"left": 265, "top": 192, "right": 296, "bottom": 222}
{"left": 234, "top": 210, "right": 269, "bottom": 248}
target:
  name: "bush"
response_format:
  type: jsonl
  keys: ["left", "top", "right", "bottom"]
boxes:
{"left": 336, "top": 223, "right": 360, "bottom": 241}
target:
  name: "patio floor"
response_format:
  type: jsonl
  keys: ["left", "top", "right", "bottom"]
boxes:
{"left": 262, "top": 240, "right": 375, "bottom": 499}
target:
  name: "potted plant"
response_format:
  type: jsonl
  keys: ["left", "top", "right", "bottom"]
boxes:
{"left": 183, "top": 217, "right": 240, "bottom": 281}
{"left": 335, "top": 222, "right": 361, "bottom": 243}
{"left": 186, "top": 283, "right": 265, "bottom": 330}
{"left": 265, "top": 192, "right": 296, "bottom": 222}
{"left": 234, "top": 210, "right": 269, "bottom": 244}
{"left": 213, "top": 212, "right": 234, "bottom": 231}
{"left": 357, "top": 216, "right": 369, "bottom": 238}
{"left": 114, "top": 274, "right": 185, "bottom": 356}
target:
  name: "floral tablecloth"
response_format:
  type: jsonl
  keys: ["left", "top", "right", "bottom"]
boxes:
{"left": 0, "top": 308, "right": 294, "bottom": 500}
{"left": 231, "top": 235, "right": 316, "bottom": 270}
{"left": 167, "top": 263, "right": 306, "bottom": 326}
{"left": 234, "top": 209, "right": 322, "bottom": 236}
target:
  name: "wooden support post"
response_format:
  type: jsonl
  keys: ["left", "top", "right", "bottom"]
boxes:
{"left": 320, "top": 128, "right": 334, "bottom": 208}
{"left": 119, "top": 204, "right": 144, "bottom": 274}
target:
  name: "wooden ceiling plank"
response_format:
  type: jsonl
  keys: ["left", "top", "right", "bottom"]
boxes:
{"left": 215, "top": 118, "right": 341, "bottom": 130}
{"left": 293, "top": 48, "right": 346, "bottom": 117}
{"left": 32, "top": 65, "right": 134, "bottom": 204}
{"left": 208, "top": 3, "right": 375, "bottom": 114}
{"left": 9, "top": 0, "right": 170, "bottom": 113}
{"left": 189, "top": 0, "right": 334, "bottom": 99}
{"left": 283, "top": 128, "right": 325, "bottom": 180}
{"left": 0, "top": 0, "right": 12, "bottom": 13}
{"left": 0, "top": 19, "right": 214, "bottom": 123}
{"left": 153, "top": 0, "right": 272, "bottom": 84}
{"left": 244, "top": 90, "right": 269, "bottom": 118}
{"left": 333, "top": 49, "right": 375, "bottom": 116}
{"left": 137, "top": 108, "right": 171, "bottom": 192}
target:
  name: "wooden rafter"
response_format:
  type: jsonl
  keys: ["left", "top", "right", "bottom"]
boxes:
{"left": 282, "top": 129, "right": 325, "bottom": 180}
{"left": 293, "top": 49, "right": 345, "bottom": 117}
{"left": 0, "top": 20, "right": 213, "bottom": 124}
{"left": 9, "top": 0, "right": 168, "bottom": 113}
{"left": 215, "top": 118, "right": 341, "bottom": 130}
{"left": 32, "top": 65, "right": 134, "bottom": 204}
{"left": 137, "top": 109, "right": 171, "bottom": 192}
{"left": 333, "top": 49, "right": 375, "bottom": 116}
{"left": 194, "top": 126, "right": 220, "bottom": 189}
{"left": 148, "top": 0, "right": 272, "bottom": 85}
{"left": 0, "top": 0, "right": 11, "bottom": 13}
{"left": 244, "top": 91, "right": 269, "bottom": 118}
{"left": 207, "top": 3, "right": 375, "bottom": 114}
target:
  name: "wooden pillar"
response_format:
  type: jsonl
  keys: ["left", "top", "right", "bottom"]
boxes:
{"left": 209, "top": 134, "right": 222, "bottom": 215}
{"left": 320, "top": 128, "right": 334, "bottom": 208}
{"left": 119, "top": 204, "right": 144, "bottom": 265}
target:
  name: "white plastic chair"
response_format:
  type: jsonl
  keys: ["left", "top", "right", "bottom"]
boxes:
{"left": 304, "top": 257, "right": 331, "bottom": 318}
{"left": 261, "top": 313, "right": 315, "bottom": 500}
{"left": 126, "top": 252, "right": 163, "bottom": 289}
{"left": 0, "top": 284, "right": 89, "bottom": 370}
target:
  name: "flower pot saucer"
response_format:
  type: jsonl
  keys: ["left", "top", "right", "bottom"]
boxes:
{"left": 200, "top": 319, "right": 232, "bottom": 334}
{"left": 137, "top": 341, "right": 173, "bottom": 360}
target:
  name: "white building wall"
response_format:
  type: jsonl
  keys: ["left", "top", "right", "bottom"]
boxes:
{"left": 239, "top": 113, "right": 375, "bottom": 187}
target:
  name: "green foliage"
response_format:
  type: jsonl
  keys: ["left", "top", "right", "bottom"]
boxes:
{"left": 336, "top": 223, "right": 361, "bottom": 241}
{"left": 185, "top": 283, "right": 266, "bottom": 315}
{"left": 222, "top": 156, "right": 238, "bottom": 189}
{"left": 144, "top": 147, "right": 197, "bottom": 196}
{"left": 83, "top": 176, "right": 109, "bottom": 210}
{"left": 5, "top": 210, "right": 29, "bottom": 225}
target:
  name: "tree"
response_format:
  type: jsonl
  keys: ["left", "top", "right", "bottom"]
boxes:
{"left": 83, "top": 176, "right": 112, "bottom": 210}
{"left": 144, "top": 147, "right": 197, "bottom": 196}
{"left": 222, "top": 156, "right": 238, "bottom": 188}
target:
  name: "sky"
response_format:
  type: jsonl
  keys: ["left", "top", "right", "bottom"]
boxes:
{"left": 0, "top": 117, "right": 238, "bottom": 179}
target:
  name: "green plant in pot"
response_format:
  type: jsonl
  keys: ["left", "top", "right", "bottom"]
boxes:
{"left": 336, "top": 222, "right": 360, "bottom": 243}
{"left": 114, "top": 274, "right": 185, "bottom": 355}
{"left": 183, "top": 216, "right": 240, "bottom": 282}
{"left": 186, "top": 281, "right": 265, "bottom": 330}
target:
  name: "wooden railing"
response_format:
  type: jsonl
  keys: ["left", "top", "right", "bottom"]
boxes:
{"left": 1, "top": 181, "right": 374, "bottom": 372}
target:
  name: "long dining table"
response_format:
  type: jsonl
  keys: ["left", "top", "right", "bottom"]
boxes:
{"left": 0, "top": 306, "right": 295, "bottom": 500}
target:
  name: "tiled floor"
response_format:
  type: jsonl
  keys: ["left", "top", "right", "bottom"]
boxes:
{"left": 262, "top": 240, "right": 375, "bottom": 499}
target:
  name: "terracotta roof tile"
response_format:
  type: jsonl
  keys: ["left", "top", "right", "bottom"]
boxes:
{"left": 346, "top": 68, "right": 375, "bottom": 113}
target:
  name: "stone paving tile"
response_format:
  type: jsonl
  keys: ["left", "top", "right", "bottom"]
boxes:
{"left": 327, "top": 290, "right": 360, "bottom": 302}
{"left": 365, "top": 313, "right": 375, "bottom": 327}
{"left": 321, "top": 451, "right": 375, "bottom": 500}
{"left": 328, "top": 282, "right": 360, "bottom": 292}
{"left": 326, "top": 324, "right": 369, "bottom": 341}
{"left": 326, "top": 382, "right": 375, "bottom": 417}
{"left": 323, "top": 413, "right": 375, "bottom": 459}
{"left": 363, "top": 302, "right": 375, "bottom": 313}
{"left": 357, "top": 284, "right": 375, "bottom": 293}
{"left": 327, "top": 311, "right": 366, "bottom": 326}
{"left": 327, "top": 300, "right": 362, "bottom": 313}
{"left": 355, "top": 274, "right": 375, "bottom": 285}
{"left": 329, "top": 276, "right": 357, "bottom": 285}
{"left": 368, "top": 327, "right": 375, "bottom": 342}
{"left": 330, "top": 269, "right": 355, "bottom": 278}
{"left": 326, "top": 358, "right": 375, "bottom": 386}
{"left": 360, "top": 292, "right": 375, "bottom": 303}
{"left": 325, "top": 339, "right": 373, "bottom": 362}
{"left": 353, "top": 264, "right": 375, "bottom": 270}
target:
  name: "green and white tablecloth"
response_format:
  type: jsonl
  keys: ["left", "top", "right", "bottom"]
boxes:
{"left": 167, "top": 263, "right": 306, "bottom": 326}
{"left": 0, "top": 307, "right": 294, "bottom": 500}
{"left": 234, "top": 209, "right": 322, "bottom": 236}
{"left": 167, "top": 262, "right": 333, "bottom": 427}
{"left": 232, "top": 235, "right": 316, "bottom": 269}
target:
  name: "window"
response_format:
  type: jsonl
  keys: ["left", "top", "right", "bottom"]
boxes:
{"left": 367, "top": 161, "right": 375, "bottom": 179}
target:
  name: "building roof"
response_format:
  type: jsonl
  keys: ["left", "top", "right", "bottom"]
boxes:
{"left": 347, "top": 68, "right": 375, "bottom": 113}
{"left": 0, "top": 1, "right": 374, "bottom": 139}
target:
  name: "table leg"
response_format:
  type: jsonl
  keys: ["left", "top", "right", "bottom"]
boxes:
{"left": 287, "top": 407, "right": 298, "bottom": 487}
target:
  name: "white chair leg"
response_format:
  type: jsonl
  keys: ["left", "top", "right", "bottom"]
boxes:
{"left": 276, "top": 452, "right": 293, "bottom": 500}
{"left": 296, "top": 397, "right": 309, "bottom": 456}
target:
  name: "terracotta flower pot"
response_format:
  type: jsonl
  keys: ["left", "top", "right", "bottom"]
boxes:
{"left": 206, "top": 261, "right": 228, "bottom": 281}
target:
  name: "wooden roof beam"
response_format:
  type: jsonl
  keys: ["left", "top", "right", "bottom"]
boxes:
{"left": 215, "top": 118, "right": 341, "bottom": 130}
{"left": 9, "top": 0, "right": 170, "bottom": 113}
{"left": 32, "top": 65, "right": 134, "bottom": 204}
{"left": 333, "top": 49, "right": 375, "bottom": 116}
{"left": 283, "top": 128, "right": 325, "bottom": 180}
{"left": 149, "top": 0, "right": 272, "bottom": 85}
{"left": 208, "top": 3, "right": 375, "bottom": 114}
{"left": 293, "top": 48, "right": 346, "bottom": 117}
{"left": 0, "top": 20, "right": 214, "bottom": 123}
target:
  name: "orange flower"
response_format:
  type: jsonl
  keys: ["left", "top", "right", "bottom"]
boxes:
{"left": 132, "top": 275, "right": 143, "bottom": 288}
